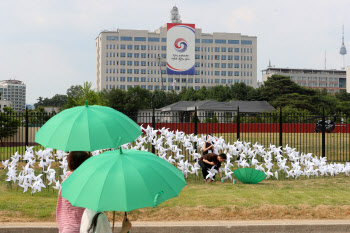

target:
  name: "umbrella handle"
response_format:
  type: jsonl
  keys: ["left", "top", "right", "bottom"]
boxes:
{"left": 153, "top": 191, "right": 164, "bottom": 208}
{"left": 116, "top": 137, "right": 122, "bottom": 150}
{"left": 125, "top": 212, "right": 129, "bottom": 233}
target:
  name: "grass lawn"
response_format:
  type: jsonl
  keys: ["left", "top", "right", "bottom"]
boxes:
{"left": 1, "top": 167, "right": 350, "bottom": 222}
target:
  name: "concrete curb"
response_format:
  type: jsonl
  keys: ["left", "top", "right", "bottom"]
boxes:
{"left": 1, "top": 220, "right": 350, "bottom": 233}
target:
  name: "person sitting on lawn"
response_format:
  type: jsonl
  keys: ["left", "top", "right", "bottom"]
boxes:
{"left": 56, "top": 151, "right": 90, "bottom": 233}
{"left": 198, "top": 153, "right": 227, "bottom": 183}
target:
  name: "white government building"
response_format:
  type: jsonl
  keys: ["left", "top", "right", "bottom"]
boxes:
{"left": 262, "top": 67, "right": 348, "bottom": 94}
{"left": 96, "top": 6, "right": 257, "bottom": 92}
{"left": 0, "top": 79, "right": 26, "bottom": 112}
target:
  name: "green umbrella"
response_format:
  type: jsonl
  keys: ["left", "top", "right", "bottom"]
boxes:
{"left": 35, "top": 101, "right": 141, "bottom": 151}
{"left": 234, "top": 168, "right": 266, "bottom": 184}
{"left": 61, "top": 149, "right": 186, "bottom": 212}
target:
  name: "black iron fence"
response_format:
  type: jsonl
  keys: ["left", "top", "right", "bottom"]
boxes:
{"left": 1, "top": 108, "right": 349, "bottom": 162}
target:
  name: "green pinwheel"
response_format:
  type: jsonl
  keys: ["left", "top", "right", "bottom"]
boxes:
{"left": 234, "top": 168, "right": 266, "bottom": 184}
{"left": 35, "top": 101, "right": 141, "bottom": 151}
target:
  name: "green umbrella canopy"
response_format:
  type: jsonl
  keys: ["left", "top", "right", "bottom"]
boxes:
{"left": 61, "top": 149, "right": 186, "bottom": 212}
{"left": 35, "top": 101, "right": 141, "bottom": 151}
{"left": 234, "top": 168, "right": 266, "bottom": 184}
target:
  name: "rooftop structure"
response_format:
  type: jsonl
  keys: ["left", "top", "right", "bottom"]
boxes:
{"left": 262, "top": 67, "right": 347, "bottom": 94}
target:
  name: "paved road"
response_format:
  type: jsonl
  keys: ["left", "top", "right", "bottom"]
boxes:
{"left": 1, "top": 220, "right": 350, "bottom": 233}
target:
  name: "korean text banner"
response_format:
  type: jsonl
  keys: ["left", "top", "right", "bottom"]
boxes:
{"left": 167, "top": 23, "right": 195, "bottom": 75}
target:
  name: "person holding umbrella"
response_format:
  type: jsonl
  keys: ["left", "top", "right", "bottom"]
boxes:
{"left": 56, "top": 151, "right": 90, "bottom": 233}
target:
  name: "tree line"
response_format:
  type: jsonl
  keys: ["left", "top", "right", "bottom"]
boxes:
{"left": 33, "top": 75, "right": 350, "bottom": 115}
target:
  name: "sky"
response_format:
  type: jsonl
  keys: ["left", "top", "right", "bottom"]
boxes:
{"left": 0, "top": 0, "right": 349, "bottom": 104}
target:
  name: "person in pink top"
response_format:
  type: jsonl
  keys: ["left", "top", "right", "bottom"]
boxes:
{"left": 56, "top": 151, "right": 90, "bottom": 233}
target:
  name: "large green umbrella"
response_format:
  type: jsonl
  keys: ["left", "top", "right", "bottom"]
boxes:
{"left": 35, "top": 101, "right": 141, "bottom": 151}
{"left": 61, "top": 149, "right": 186, "bottom": 212}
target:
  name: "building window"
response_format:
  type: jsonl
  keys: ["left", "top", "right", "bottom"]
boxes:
{"left": 228, "top": 71, "right": 233, "bottom": 76}
{"left": 134, "top": 45, "right": 139, "bottom": 50}
{"left": 120, "top": 45, "right": 126, "bottom": 49}
{"left": 221, "top": 79, "right": 226, "bottom": 83}
{"left": 228, "top": 40, "right": 239, "bottom": 44}
{"left": 241, "top": 40, "right": 252, "bottom": 45}
{"left": 228, "top": 48, "right": 233, "bottom": 52}
{"left": 127, "top": 77, "right": 132, "bottom": 82}
{"left": 120, "top": 77, "right": 126, "bottom": 81}
{"left": 161, "top": 46, "right": 166, "bottom": 50}
{"left": 127, "top": 45, "right": 132, "bottom": 50}
{"left": 195, "top": 47, "right": 200, "bottom": 51}
{"left": 234, "top": 56, "right": 239, "bottom": 60}
{"left": 221, "top": 71, "right": 226, "bottom": 76}
{"left": 234, "top": 71, "right": 239, "bottom": 76}
{"left": 106, "top": 36, "right": 118, "bottom": 41}
{"left": 141, "top": 69, "right": 146, "bottom": 74}
{"left": 161, "top": 38, "right": 166, "bottom": 42}
{"left": 221, "top": 47, "right": 226, "bottom": 52}
{"left": 215, "top": 39, "right": 226, "bottom": 44}
{"left": 221, "top": 55, "right": 226, "bottom": 60}
{"left": 134, "top": 37, "right": 146, "bottom": 41}
{"left": 221, "top": 63, "right": 226, "bottom": 68}
{"left": 202, "top": 39, "right": 213, "bottom": 43}
{"left": 234, "top": 48, "right": 239, "bottom": 52}
{"left": 141, "top": 53, "right": 146, "bottom": 58}
{"left": 215, "top": 47, "right": 220, "bottom": 52}
{"left": 141, "top": 45, "right": 146, "bottom": 50}
{"left": 121, "top": 36, "right": 132, "bottom": 41}
{"left": 148, "top": 37, "right": 160, "bottom": 42}
{"left": 120, "top": 53, "right": 126, "bottom": 57}
{"left": 134, "top": 53, "right": 139, "bottom": 58}
{"left": 134, "top": 69, "right": 139, "bottom": 74}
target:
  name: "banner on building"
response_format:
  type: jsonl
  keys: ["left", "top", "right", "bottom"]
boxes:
{"left": 167, "top": 23, "right": 195, "bottom": 75}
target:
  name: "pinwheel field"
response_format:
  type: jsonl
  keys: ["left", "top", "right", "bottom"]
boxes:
{"left": 1, "top": 127, "right": 350, "bottom": 222}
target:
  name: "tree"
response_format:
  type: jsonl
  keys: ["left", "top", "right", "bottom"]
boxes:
{"left": 0, "top": 107, "right": 20, "bottom": 146}
{"left": 102, "top": 88, "right": 128, "bottom": 112}
{"left": 65, "top": 82, "right": 106, "bottom": 108}
{"left": 260, "top": 75, "right": 317, "bottom": 101}
{"left": 230, "top": 82, "right": 256, "bottom": 100}
{"left": 124, "top": 86, "right": 152, "bottom": 112}
{"left": 34, "top": 97, "right": 44, "bottom": 109}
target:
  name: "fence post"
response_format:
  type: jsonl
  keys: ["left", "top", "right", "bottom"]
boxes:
{"left": 194, "top": 107, "right": 198, "bottom": 153}
{"left": 279, "top": 107, "right": 283, "bottom": 148}
{"left": 151, "top": 107, "right": 155, "bottom": 154}
{"left": 322, "top": 107, "right": 326, "bottom": 158}
{"left": 25, "top": 107, "right": 29, "bottom": 148}
{"left": 237, "top": 106, "right": 240, "bottom": 141}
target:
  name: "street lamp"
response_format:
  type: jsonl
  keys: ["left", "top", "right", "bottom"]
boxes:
{"left": 158, "top": 55, "right": 164, "bottom": 91}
